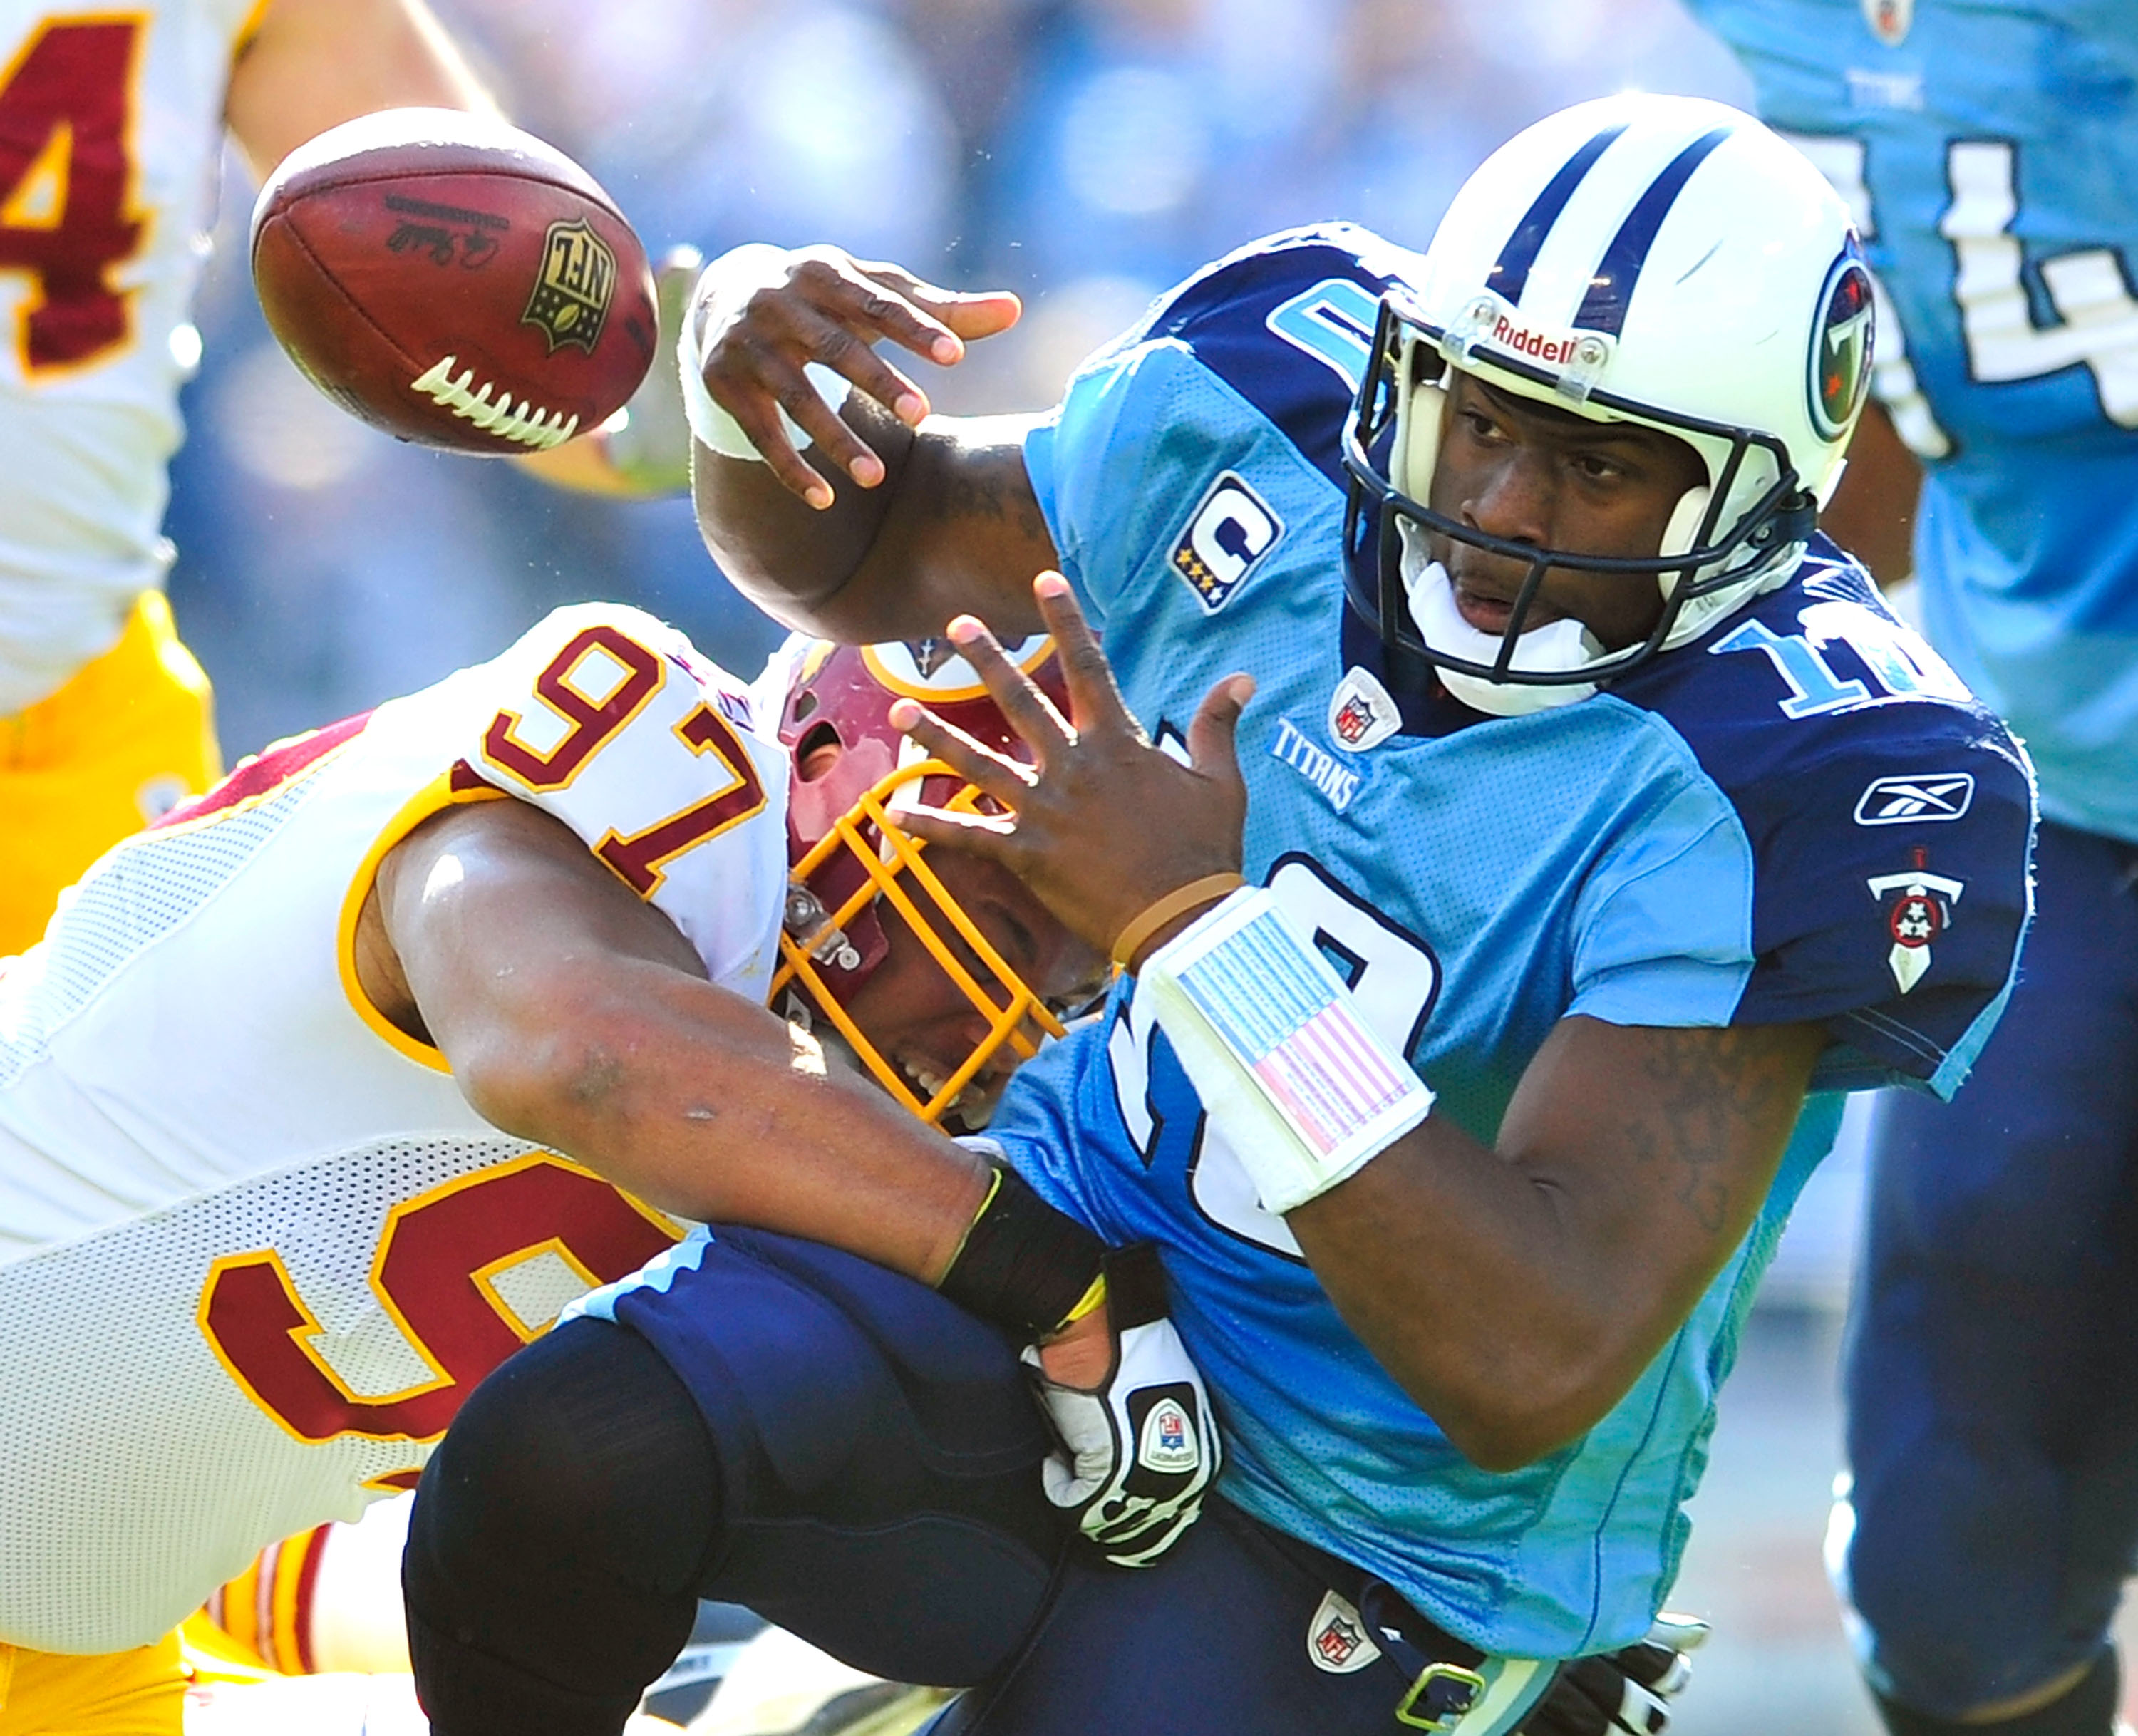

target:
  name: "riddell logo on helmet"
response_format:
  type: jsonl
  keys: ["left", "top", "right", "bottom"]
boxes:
{"left": 1491, "top": 315, "right": 1582, "bottom": 365}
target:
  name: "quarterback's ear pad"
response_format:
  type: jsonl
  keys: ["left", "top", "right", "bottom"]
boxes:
{"left": 1656, "top": 485, "right": 1713, "bottom": 581}
{"left": 1393, "top": 336, "right": 1447, "bottom": 505}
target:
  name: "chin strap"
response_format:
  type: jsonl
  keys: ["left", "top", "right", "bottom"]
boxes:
{"left": 1398, "top": 537, "right": 1604, "bottom": 717}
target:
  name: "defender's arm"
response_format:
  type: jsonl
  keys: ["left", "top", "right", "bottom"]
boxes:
{"left": 355, "top": 797, "right": 991, "bottom": 1283}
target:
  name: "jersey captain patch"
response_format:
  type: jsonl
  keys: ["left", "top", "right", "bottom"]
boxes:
{"left": 1170, "top": 472, "right": 1283, "bottom": 613}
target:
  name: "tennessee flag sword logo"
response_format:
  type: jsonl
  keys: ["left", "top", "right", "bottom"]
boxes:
{"left": 1866, "top": 847, "right": 1964, "bottom": 995}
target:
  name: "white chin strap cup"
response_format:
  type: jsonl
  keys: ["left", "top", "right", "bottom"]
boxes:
{"left": 1398, "top": 544, "right": 1604, "bottom": 716}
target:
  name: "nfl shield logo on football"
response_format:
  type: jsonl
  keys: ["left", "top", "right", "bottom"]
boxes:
{"left": 1861, "top": 0, "right": 1911, "bottom": 45}
{"left": 522, "top": 217, "right": 618, "bottom": 353}
{"left": 1306, "top": 1591, "right": 1383, "bottom": 1675}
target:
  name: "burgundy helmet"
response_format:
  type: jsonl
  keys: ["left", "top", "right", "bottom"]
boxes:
{"left": 770, "top": 634, "right": 1073, "bottom": 1125}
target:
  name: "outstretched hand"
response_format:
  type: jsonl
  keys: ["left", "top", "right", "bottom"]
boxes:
{"left": 888, "top": 574, "right": 1254, "bottom": 970}
{"left": 694, "top": 244, "right": 1023, "bottom": 507}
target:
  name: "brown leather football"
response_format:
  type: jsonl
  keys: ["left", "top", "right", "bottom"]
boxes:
{"left": 250, "top": 108, "right": 659, "bottom": 456}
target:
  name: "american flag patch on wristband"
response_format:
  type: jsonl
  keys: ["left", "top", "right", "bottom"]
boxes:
{"left": 1174, "top": 906, "right": 1417, "bottom": 1157}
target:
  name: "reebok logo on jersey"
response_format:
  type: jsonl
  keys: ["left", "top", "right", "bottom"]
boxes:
{"left": 1854, "top": 773, "right": 1975, "bottom": 825}
{"left": 1306, "top": 1591, "right": 1383, "bottom": 1674}
{"left": 1137, "top": 1398, "right": 1200, "bottom": 1474}
{"left": 1271, "top": 717, "right": 1362, "bottom": 814}
{"left": 1171, "top": 472, "right": 1283, "bottom": 613}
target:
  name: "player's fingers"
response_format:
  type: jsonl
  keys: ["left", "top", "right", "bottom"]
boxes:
{"left": 1030, "top": 575, "right": 1138, "bottom": 740}
{"left": 779, "top": 299, "right": 932, "bottom": 431}
{"left": 1520, "top": 1658, "right": 1616, "bottom": 1736}
{"left": 1644, "top": 1613, "right": 1710, "bottom": 1656}
{"left": 783, "top": 252, "right": 969, "bottom": 370}
{"left": 887, "top": 701, "right": 1036, "bottom": 805}
{"left": 1613, "top": 1678, "right": 1670, "bottom": 1735}
{"left": 856, "top": 262, "right": 1024, "bottom": 351}
{"left": 893, "top": 804, "right": 1022, "bottom": 868}
{"left": 942, "top": 616, "right": 1075, "bottom": 765}
{"left": 1185, "top": 673, "right": 1255, "bottom": 785}
{"left": 701, "top": 344, "right": 837, "bottom": 508}
{"left": 1608, "top": 1642, "right": 1690, "bottom": 1697}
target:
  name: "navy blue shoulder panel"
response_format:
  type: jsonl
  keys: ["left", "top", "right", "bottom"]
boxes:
{"left": 1131, "top": 223, "right": 1417, "bottom": 494}
{"left": 1610, "top": 543, "right": 2035, "bottom": 1090}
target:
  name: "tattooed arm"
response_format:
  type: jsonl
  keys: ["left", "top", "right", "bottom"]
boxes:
{"left": 1287, "top": 1015, "right": 1825, "bottom": 1470}
{"left": 686, "top": 247, "right": 1058, "bottom": 643}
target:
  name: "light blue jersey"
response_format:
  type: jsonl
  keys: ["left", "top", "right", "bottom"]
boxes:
{"left": 987, "top": 227, "right": 2033, "bottom": 1659}
{"left": 1685, "top": 0, "right": 2138, "bottom": 843}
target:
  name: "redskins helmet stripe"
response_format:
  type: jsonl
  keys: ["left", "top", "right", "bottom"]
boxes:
{"left": 772, "top": 635, "right": 1073, "bottom": 1127}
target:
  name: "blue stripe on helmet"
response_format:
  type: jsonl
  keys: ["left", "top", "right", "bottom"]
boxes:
{"left": 1484, "top": 124, "right": 1627, "bottom": 308}
{"left": 1573, "top": 126, "right": 1732, "bottom": 336}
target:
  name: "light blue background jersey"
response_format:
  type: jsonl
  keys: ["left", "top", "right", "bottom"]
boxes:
{"left": 1686, "top": 0, "right": 2138, "bottom": 844}
{"left": 991, "top": 226, "right": 2033, "bottom": 1659}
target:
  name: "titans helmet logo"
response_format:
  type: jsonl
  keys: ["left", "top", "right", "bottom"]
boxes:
{"left": 1809, "top": 251, "right": 1877, "bottom": 441}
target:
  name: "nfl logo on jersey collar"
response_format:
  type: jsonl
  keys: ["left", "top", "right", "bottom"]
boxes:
{"left": 1328, "top": 666, "right": 1403, "bottom": 753}
{"left": 1861, "top": 0, "right": 1911, "bottom": 46}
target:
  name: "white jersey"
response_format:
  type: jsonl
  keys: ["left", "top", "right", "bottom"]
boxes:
{"left": 0, "top": 0, "right": 260, "bottom": 713}
{"left": 0, "top": 601, "right": 792, "bottom": 1653}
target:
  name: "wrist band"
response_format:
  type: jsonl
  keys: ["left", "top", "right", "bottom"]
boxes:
{"left": 1060, "top": 1272, "right": 1109, "bottom": 1326}
{"left": 1111, "top": 872, "right": 1246, "bottom": 971}
{"left": 937, "top": 1157, "right": 1106, "bottom": 1338}
{"left": 1140, "top": 887, "right": 1434, "bottom": 1215}
{"left": 678, "top": 244, "right": 854, "bottom": 462}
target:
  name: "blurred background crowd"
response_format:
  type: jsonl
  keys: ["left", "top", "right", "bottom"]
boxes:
{"left": 167, "top": 0, "right": 1753, "bottom": 758}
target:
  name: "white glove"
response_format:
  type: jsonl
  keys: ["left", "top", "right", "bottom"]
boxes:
{"left": 1018, "top": 1243, "right": 1220, "bottom": 1568}
{"left": 1522, "top": 1613, "right": 1710, "bottom": 1736}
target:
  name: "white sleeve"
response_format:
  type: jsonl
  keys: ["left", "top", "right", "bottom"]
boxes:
{"left": 453, "top": 604, "right": 792, "bottom": 1001}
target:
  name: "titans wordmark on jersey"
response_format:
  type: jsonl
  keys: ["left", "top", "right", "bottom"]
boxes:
{"left": 992, "top": 226, "right": 2033, "bottom": 1660}
{"left": 1685, "top": 0, "right": 2138, "bottom": 844}
{"left": 0, "top": 603, "right": 790, "bottom": 1653}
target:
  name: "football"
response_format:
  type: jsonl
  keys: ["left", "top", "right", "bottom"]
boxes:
{"left": 250, "top": 108, "right": 659, "bottom": 456}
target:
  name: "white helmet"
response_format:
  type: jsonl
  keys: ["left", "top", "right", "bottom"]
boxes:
{"left": 1341, "top": 93, "right": 1875, "bottom": 715}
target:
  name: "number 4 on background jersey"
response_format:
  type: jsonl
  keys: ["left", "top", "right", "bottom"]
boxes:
{"left": 0, "top": 17, "right": 148, "bottom": 375}
{"left": 1787, "top": 128, "right": 2138, "bottom": 453}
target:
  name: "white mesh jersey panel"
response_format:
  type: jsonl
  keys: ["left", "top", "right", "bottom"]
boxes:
{"left": 0, "top": 769, "right": 325, "bottom": 1092}
{"left": 0, "top": 605, "right": 784, "bottom": 1649}
{"left": 0, "top": 1132, "right": 548, "bottom": 1653}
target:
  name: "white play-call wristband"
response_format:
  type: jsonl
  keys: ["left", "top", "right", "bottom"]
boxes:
{"left": 678, "top": 244, "right": 853, "bottom": 461}
{"left": 1139, "top": 887, "right": 1434, "bottom": 1215}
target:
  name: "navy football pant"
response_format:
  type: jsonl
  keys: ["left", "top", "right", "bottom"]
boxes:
{"left": 1841, "top": 820, "right": 2138, "bottom": 1722}
{"left": 405, "top": 1226, "right": 1534, "bottom": 1735}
